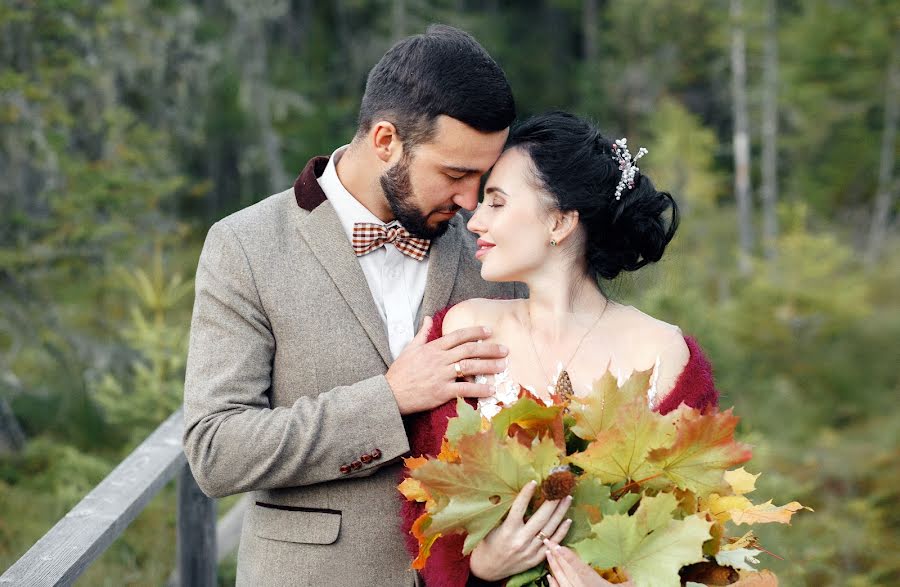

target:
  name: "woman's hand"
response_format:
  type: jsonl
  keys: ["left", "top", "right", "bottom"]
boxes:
{"left": 545, "top": 545, "right": 634, "bottom": 587}
{"left": 468, "top": 480, "right": 573, "bottom": 581}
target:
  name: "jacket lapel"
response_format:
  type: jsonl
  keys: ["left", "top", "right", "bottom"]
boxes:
{"left": 297, "top": 201, "right": 394, "bottom": 367}
{"left": 417, "top": 216, "right": 463, "bottom": 326}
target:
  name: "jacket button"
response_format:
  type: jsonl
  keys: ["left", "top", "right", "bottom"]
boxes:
{"left": 370, "top": 449, "right": 382, "bottom": 460}
{"left": 360, "top": 454, "right": 373, "bottom": 464}
{"left": 350, "top": 460, "right": 362, "bottom": 470}
{"left": 339, "top": 464, "right": 351, "bottom": 474}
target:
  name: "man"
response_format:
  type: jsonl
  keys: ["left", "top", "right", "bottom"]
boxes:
{"left": 183, "top": 25, "right": 524, "bottom": 586}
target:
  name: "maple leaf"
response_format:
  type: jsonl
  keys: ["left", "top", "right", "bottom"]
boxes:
{"left": 411, "top": 432, "right": 561, "bottom": 555}
{"left": 571, "top": 492, "right": 712, "bottom": 587}
{"left": 569, "top": 369, "right": 653, "bottom": 441}
{"left": 715, "top": 547, "right": 763, "bottom": 571}
{"left": 445, "top": 397, "right": 483, "bottom": 446}
{"left": 724, "top": 467, "right": 761, "bottom": 495}
{"left": 566, "top": 391, "right": 678, "bottom": 487}
{"left": 645, "top": 407, "right": 753, "bottom": 497}
{"left": 410, "top": 513, "right": 439, "bottom": 570}
{"left": 729, "top": 500, "right": 812, "bottom": 525}
{"left": 398, "top": 477, "right": 430, "bottom": 503}
{"left": 491, "top": 395, "right": 563, "bottom": 445}
{"left": 704, "top": 493, "right": 755, "bottom": 524}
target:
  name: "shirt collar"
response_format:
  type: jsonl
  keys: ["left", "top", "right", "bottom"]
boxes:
{"left": 317, "top": 145, "right": 398, "bottom": 241}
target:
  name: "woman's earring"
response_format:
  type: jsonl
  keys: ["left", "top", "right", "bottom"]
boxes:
{"left": 550, "top": 239, "right": 558, "bottom": 247}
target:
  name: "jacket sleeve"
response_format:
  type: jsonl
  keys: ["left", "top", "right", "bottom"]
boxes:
{"left": 183, "top": 221, "right": 410, "bottom": 498}
{"left": 654, "top": 335, "right": 720, "bottom": 415}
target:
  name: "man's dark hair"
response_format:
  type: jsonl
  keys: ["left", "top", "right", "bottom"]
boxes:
{"left": 357, "top": 24, "right": 515, "bottom": 147}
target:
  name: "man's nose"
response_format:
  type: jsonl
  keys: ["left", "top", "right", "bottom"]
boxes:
{"left": 454, "top": 178, "right": 482, "bottom": 211}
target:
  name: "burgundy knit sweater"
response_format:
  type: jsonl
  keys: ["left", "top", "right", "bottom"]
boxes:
{"left": 400, "top": 306, "right": 720, "bottom": 587}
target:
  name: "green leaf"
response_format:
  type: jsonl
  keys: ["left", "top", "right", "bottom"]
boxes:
{"left": 572, "top": 493, "right": 712, "bottom": 587}
{"left": 646, "top": 407, "right": 753, "bottom": 497}
{"left": 490, "top": 395, "right": 561, "bottom": 439}
{"left": 445, "top": 398, "right": 483, "bottom": 446}
{"left": 505, "top": 563, "right": 547, "bottom": 587}
{"left": 566, "top": 392, "right": 678, "bottom": 486}
{"left": 412, "top": 431, "right": 542, "bottom": 554}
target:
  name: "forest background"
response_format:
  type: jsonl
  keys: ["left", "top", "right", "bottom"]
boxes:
{"left": 0, "top": 0, "right": 897, "bottom": 585}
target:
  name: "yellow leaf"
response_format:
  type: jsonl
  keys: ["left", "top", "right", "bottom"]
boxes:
{"left": 398, "top": 478, "right": 430, "bottom": 503}
{"left": 704, "top": 493, "right": 754, "bottom": 523}
{"left": 724, "top": 467, "right": 760, "bottom": 495}
{"left": 729, "top": 500, "right": 813, "bottom": 525}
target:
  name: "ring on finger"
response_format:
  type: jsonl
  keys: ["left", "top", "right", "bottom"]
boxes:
{"left": 537, "top": 531, "right": 548, "bottom": 541}
{"left": 453, "top": 362, "right": 462, "bottom": 376}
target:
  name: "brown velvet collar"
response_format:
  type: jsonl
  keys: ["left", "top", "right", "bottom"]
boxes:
{"left": 293, "top": 156, "right": 330, "bottom": 211}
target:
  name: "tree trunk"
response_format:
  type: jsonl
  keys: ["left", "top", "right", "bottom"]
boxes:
{"left": 761, "top": 0, "right": 779, "bottom": 263}
{"left": 393, "top": 0, "right": 406, "bottom": 41}
{"left": 0, "top": 397, "right": 25, "bottom": 455}
{"left": 865, "top": 34, "right": 899, "bottom": 266}
{"left": 582, "top": 0, "right": 598, "bottom": 62}
{"left": 730, "top": 0, "right": 755, "bottom": 274}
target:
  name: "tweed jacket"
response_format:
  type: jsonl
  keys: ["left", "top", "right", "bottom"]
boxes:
{"left": 182, "top": 156, "right": 523, "bottom": 586}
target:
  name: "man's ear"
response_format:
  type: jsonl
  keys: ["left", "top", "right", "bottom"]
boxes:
{"left": 370, "top": 121, "right": 404, "bottom": 164}
{"left": 550, "top": 209, "right": 580, "bottom": 245}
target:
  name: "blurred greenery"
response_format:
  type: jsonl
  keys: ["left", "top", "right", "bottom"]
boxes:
{"left": 1, "top": 0, "right": 897, "bottom": 585}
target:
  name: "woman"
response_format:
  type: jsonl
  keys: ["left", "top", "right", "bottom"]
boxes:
{"left": 401, "top": 111, "right": 719, "bottom": 586}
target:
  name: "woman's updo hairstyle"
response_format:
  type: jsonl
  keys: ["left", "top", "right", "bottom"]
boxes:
{"left": 505, "top": 111, "right": 679, "bottom": 281}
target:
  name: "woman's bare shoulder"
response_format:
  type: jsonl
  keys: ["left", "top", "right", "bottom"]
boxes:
{"left": 613, "top": 305, "right": 688, "bottom": 360}
{"left": 442, "top": 298, "right": 522, "bottom": 334}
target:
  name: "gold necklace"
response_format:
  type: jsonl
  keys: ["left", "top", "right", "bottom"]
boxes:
{"left": 525, "top": 299, "right": 610, "bottom": 402}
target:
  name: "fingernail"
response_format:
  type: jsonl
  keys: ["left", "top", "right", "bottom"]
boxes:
{"left": 530, "top": 480, "right": 538, "bottom": 486}
{"left": 484, "top": 326, "right": 492, "bottom": 335}
{"left": 498, "top": 344, "right": 508, "bottom": 354}
{"left": 504, "top": 357, "right": 510, "bottom": 368}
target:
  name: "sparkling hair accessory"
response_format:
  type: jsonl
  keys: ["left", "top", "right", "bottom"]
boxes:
{"left": 611, "top": 138, "right": 648, "bottom": 200}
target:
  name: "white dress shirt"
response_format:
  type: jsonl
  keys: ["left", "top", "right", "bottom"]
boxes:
{"left": 318, "top": 146, "right": 430, "bottom": 360}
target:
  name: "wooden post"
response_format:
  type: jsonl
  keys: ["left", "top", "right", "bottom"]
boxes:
{"left": 177, "top": 463, "right": 217, "bottom": 587}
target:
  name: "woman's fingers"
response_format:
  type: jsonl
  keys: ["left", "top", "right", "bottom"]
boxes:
{"left": 537, "top": 495, "right": 573, "bottom": 537}
{"left": 546, "top": 547, "right": 570, "bottom": 586}
{"left": 506, "top": 481, "right": 539, "bottom": 522}
{"left": 524, "top": 494, "right": 572, "bottom": 537}
{"left": 548, "top": 518, "right": 573, "bottom": 544}
{"left": 519, "top": 497, "right": 560, "bottom": 537}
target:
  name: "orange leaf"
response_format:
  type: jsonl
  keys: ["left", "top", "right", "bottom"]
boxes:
{"left": 646, "top": 407, "right": 753, "bottom": 496}
{"left": 410, "top": 513, "right": 441, "bottom": 570}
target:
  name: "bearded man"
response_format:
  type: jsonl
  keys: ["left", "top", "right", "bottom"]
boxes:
{"left": 182, "top": 24, "right": 524, "bottom": 586}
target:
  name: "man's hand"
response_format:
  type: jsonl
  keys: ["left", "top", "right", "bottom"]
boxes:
{"left": 386, "top": 316, "right": 510, "bottom": 415}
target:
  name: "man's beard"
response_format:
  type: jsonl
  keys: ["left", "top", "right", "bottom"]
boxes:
{"left": 380, "top": 153, "right": 456, "bottom": 239}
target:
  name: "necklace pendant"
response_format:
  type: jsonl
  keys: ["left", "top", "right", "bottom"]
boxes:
{"left": 555, "top": 370, "right": 574, "bottom": 404}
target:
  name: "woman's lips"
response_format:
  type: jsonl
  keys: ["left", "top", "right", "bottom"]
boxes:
{"left": 475, "top": 239, "right": 495, "bottom": 260}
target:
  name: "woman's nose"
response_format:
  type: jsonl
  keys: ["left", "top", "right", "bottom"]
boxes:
{"left": 467, "top": 204, "right": 485, "bottom": 234}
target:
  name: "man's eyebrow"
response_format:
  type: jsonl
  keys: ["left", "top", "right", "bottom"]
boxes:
{"left": 442, "top": 164, "right": 482, "bottom": 174}
{"left": 484, "top": 186, "right": 509, "bottom": 196}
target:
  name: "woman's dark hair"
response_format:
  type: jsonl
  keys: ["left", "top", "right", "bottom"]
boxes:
{"left": 506, "top": 111, "right": 679, "bottom": 282}
{"left": 358, "top": 25, "right": 515, "bottom": 146}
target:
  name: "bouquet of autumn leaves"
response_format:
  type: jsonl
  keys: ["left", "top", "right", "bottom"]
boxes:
{"left": 399, "top": 369, "right": 810, "bottom": 587}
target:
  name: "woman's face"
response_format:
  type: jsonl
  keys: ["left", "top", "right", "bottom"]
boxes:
{"left": 467, "top": 148, "right": 555, "bottom": 282}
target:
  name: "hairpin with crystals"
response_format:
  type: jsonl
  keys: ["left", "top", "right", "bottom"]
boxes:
{"left": 611, "top": 138, "right": 648, "bottom": 200}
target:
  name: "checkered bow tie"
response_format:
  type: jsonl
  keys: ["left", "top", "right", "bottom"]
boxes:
{"left": 351, "top": 222, "right": 431, "bottom": 261}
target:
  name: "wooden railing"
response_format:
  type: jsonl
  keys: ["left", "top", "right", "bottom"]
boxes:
{"left": 0, "top": 409, "right": 218, "bottom": 587}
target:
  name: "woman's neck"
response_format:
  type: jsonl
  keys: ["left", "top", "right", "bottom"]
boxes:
{"left": 522, "top": 266, "right": 609, "bottom": 343}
